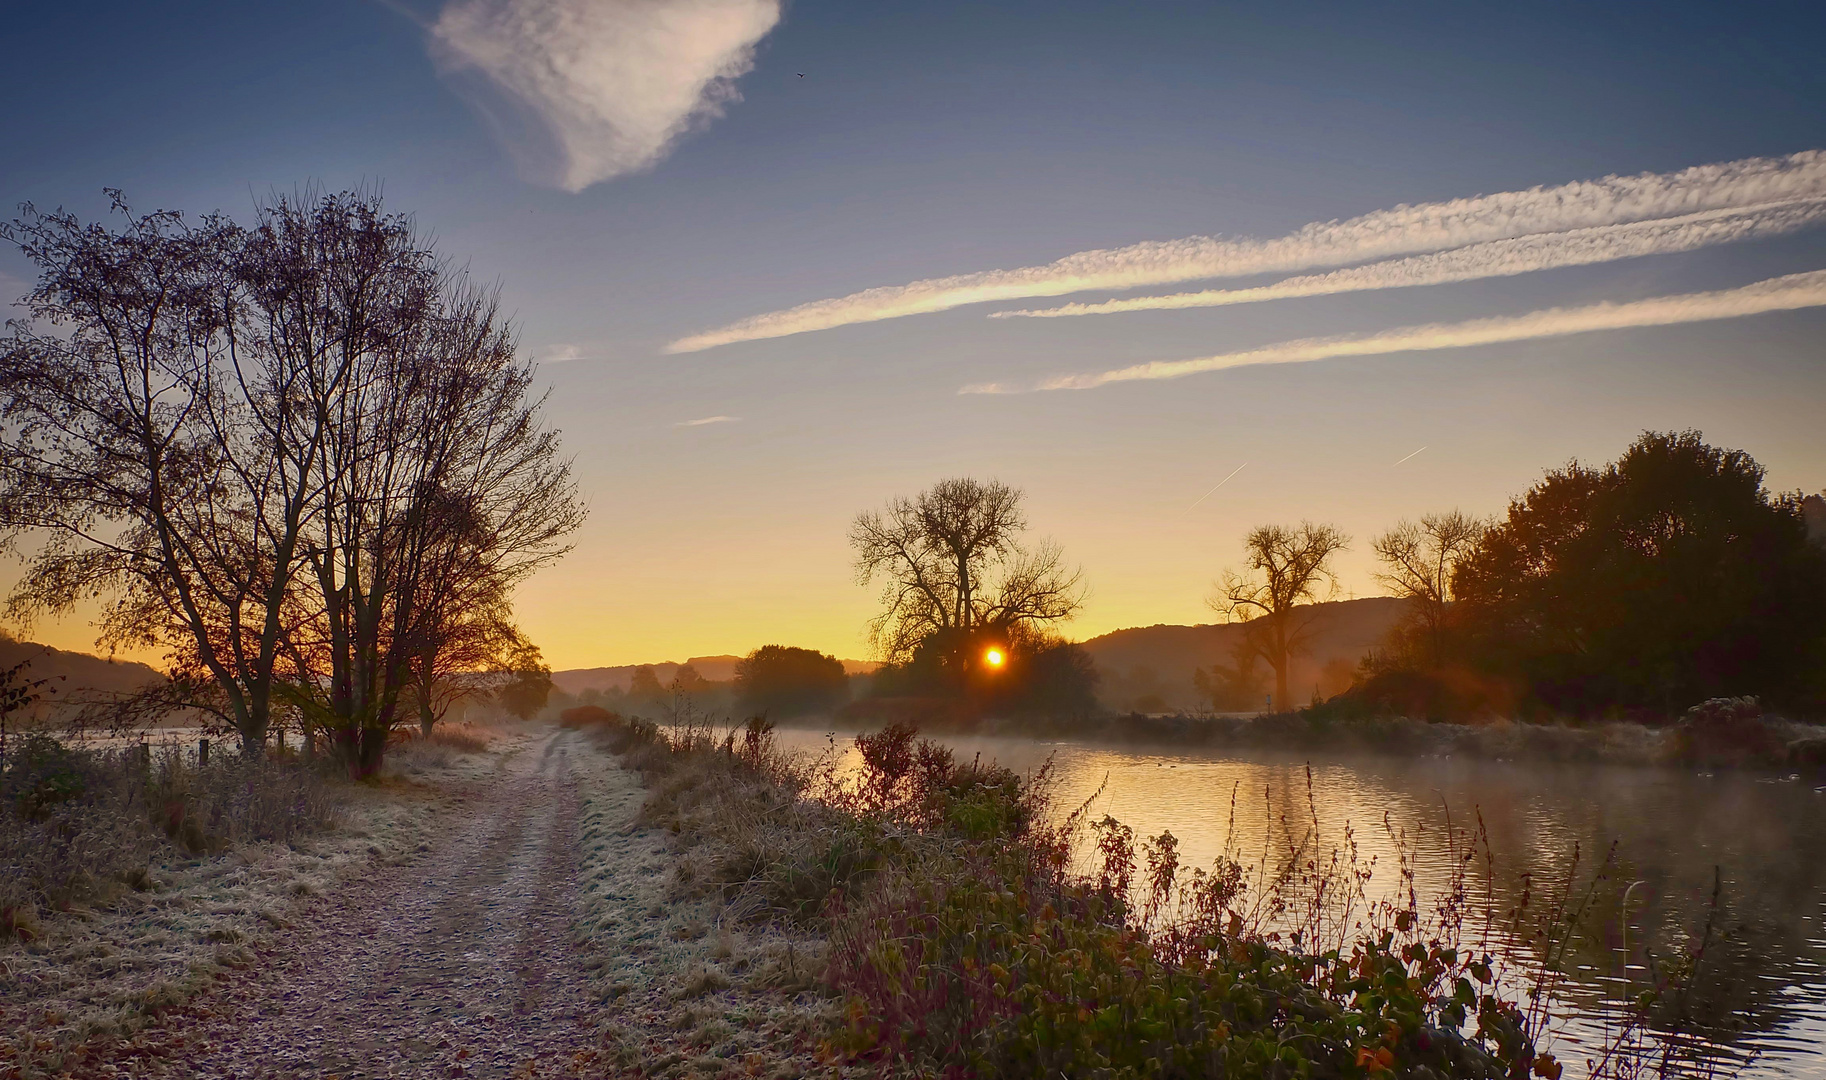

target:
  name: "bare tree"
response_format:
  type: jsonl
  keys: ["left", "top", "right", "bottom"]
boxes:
{"left": 851, "top": 478, "right": 1083, "bottom": 663}
{"left": 0, "top": 196, "right": 322, "bottom": 754}
{"left": 0, "top": 190, "right": 583, "bottom": 770}
{"left": 1371, "top": 511, "right": 1486, "bottom": 666}
{"left": 1210, "top": 522, "right": 1349, "bottom": 711}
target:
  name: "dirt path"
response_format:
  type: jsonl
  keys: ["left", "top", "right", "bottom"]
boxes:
{"left": 82, "top": 728, "right": 603, "bottom": 1079}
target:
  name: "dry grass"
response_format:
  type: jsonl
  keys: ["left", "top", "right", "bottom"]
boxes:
{"left": 567, "top": 715, "right": 863, "bottom": 1080}
{"left": 383, "top": 722, "right": 495, "bottom": 774}
{"left": 0, "top": 736, "right": 341, "bottom": 942}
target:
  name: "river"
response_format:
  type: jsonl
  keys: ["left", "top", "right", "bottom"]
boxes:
{"left": 771, "top": 725, "right": 1826, "bottom": 1078}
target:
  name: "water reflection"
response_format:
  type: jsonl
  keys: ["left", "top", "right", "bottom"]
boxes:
{"left": 772, "top": 726, "right": 1826, "bottom": 1078}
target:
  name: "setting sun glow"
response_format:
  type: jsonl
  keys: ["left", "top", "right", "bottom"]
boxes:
{"left": 984, "top": 648, "right": 1006, "bottom": 668}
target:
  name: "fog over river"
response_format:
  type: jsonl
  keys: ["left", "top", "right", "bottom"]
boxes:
{"left": 773, "top": 726, "right": 1826, "bottom": 1078}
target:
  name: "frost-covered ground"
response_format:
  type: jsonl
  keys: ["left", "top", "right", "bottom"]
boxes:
{"left": 3, "top": 726, "right": 853, "bottom": 1079}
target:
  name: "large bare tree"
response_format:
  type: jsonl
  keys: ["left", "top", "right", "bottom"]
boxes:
{"left": 1371, "top": 511, "right": 1486, "bottom": 666}
{"left": 851, "top": 478, "right": 1082, "bottom": 663}
{"left": 0, "top": 195, "right": 324, "bottom": 753}
{"left": 0, "top": 190, "right": 583, "bottom": 768}
{"left": 1210, "top": 522, "right": 1349, "bottom": 711}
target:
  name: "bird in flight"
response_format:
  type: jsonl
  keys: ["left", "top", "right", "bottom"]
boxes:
{"left": 797, "top": 73, "right": 805, "bottom": 78}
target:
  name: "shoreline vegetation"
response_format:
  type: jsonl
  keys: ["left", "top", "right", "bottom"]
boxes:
{"left": 833, "top": 695, "right": 1826, "bottom": 774}
{"left": 567, "top": 705, "right": 1725, "bottom": 1079}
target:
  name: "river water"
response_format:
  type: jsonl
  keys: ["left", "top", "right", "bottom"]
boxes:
{"left": 772, "top": 726, "right": 1826, "bottom": 1078}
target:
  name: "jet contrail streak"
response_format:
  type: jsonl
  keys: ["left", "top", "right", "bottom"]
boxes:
{"left": 990, "top": 198, "right": 1826, "bottom": 319}
{"left": 1392, "top": 447, "right": 1428, "bottom": 467}
{"left": 1186, "top": 462, "right": 1248, "bottom": 512}
{"left": 667, "top": 150, "right": 1826, "bottom": 353}
{"left": 959, "top": 268, "right": 1826, "bottom": 394}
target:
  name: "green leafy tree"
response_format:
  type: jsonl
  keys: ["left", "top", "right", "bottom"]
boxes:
{"left": 1455, "top": 430, "right": 1826, "bottom": 715}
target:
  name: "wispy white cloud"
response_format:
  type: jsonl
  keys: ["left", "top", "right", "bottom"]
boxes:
{"left": 665, "top": 151, "right": 1826, "bottom": 352}
{"left": 432, "top": 0, "right": 782, "bottom": 192}
{"left": 675, "top": 415, "right": 741, "bottom": 426}
{"left": 960, "top": 269, "right": 1826, "bottom": 394}
{"left": 991, "top": 199, "right": 1826, "bottom": 319}
{"left": 538, "top": 343, "right": 589, "bottom": 363}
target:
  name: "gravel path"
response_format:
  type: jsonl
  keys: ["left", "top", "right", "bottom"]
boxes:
{"left": 78, "top": 728, "right": 606, "bottom": 1079}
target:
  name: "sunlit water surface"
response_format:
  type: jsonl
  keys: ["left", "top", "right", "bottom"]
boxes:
{"left": 772, "top": 726, "right": 1826, "bottom": 1078}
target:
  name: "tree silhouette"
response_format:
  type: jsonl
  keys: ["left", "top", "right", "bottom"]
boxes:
{"left": 1210, "top": 522, "right": 1350, "bottom": 711}
{"left": 851, "top": 478, "right": 1083, "bottom": 664}
{"left": 734, "top": 645, "right": 849, "bottom": 719}
{"left": 1455, "top": 430, "right": 1826, "bottom": 715}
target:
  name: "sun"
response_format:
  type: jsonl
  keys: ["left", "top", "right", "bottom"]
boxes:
{"left": 984, "top": 647, "right": 1006, "bottom": 669}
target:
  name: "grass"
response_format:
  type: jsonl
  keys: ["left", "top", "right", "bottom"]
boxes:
{"left": 575, "top": 709, "right": 1731, "bottom": 1079}
{"left": 0, "top": 733, "right": 341, "bottom": 938}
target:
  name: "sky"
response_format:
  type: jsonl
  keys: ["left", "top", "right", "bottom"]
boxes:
{"left": 3, "top": 0, "right": 1825, "bottom": 669}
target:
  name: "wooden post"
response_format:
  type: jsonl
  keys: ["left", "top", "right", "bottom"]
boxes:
{"left": 138, "top": 742, "right": 151, "bottom": 769}
{"left": 198, "top": 738, "right": 209, "bottom": 767}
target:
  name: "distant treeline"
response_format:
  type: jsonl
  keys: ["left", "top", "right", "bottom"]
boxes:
{"left": 571, "top": 431, "right": 1826, "bottom": 733}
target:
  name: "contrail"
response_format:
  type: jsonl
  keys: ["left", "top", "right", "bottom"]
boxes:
{"left": 958, "top": 268, "right": 1826, "bottom": 394}
{"left": 1186, "top": 462, "right": 1247, "bottom": 512}
{"left": 665, "top": 150, "right": 1826, "bottom": 352}
{"left": 990, "top": 199, "right": 1826, "bottom": 319}
{"left": 675, "top": 415, "right": 741, "bottom": 427}
{"left": 1392, "top": 447, "right": 1427, "bottom": 467}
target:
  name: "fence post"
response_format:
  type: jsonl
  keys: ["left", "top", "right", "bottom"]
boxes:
{"left": 138, "top": 742, "right": 151, "bottom": 769}
{"left": 198, "top": 738, "right": 209, "bottom": 767}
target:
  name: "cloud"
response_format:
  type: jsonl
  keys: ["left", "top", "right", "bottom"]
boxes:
{"left": 432, "top": 0, "right": 782, "bottom": 191}
{"left": 538, "top": 343, "right": 588, "bottom": 363}
{"left": 991, "top": 199, "right": 1826, "bottom": 319}
{"left": 675, "top": 415, "right": 741, "bottom": 426}
{"left": 959, "top": 269, "right": 1826, "bottom": 394}
{"left": 665, "top": 150, "right": 1826, "bottom": 352}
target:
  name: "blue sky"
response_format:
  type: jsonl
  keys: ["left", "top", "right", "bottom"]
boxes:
{"left": 4, "top": 1, "right": 1825, "bottom": 666}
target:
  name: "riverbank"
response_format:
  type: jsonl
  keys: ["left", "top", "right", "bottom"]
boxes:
{"left": 839, "top": 696, "right": 1826, "bottom": 771}
{"left": 571, "top": 710, "right": 1715, "bottom": 1080}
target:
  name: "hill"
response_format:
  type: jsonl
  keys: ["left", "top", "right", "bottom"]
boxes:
{"left": 552, "top": 654, "right": 877, "bottom": 695}
{"left": 1078, "top": 597, "right": 1407, "bottom": 712}
{"left": 0, "top": 631, "right": 165, "bottom": 696}
{"left": 0, "top": 631, "right": 166, "bottom": 725}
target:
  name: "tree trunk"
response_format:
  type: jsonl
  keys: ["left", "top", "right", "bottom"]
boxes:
{"left": 420, "top": 698, "right": 436, "bottom": 739}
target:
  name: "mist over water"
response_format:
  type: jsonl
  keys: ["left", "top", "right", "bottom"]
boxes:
{"left": 774, "top": 726, "right": 1826, "bottom": 1078}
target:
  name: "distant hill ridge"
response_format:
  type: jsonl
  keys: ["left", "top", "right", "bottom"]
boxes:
{"left": 1077, "top": 597, "right": 1407, "bottom": 711}
{"left": 0, "top": 631, "right": 166, "bottom": 725}
{"left": 552, "top": 599, "right": 1404, "bottom": 710}
{"left": 552, "top": 654, "right": 878, "bottom": 694}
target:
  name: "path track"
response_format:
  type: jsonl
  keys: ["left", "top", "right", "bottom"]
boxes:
{"left": 97, "top": 728, "right": 602, "bottom": 1079}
